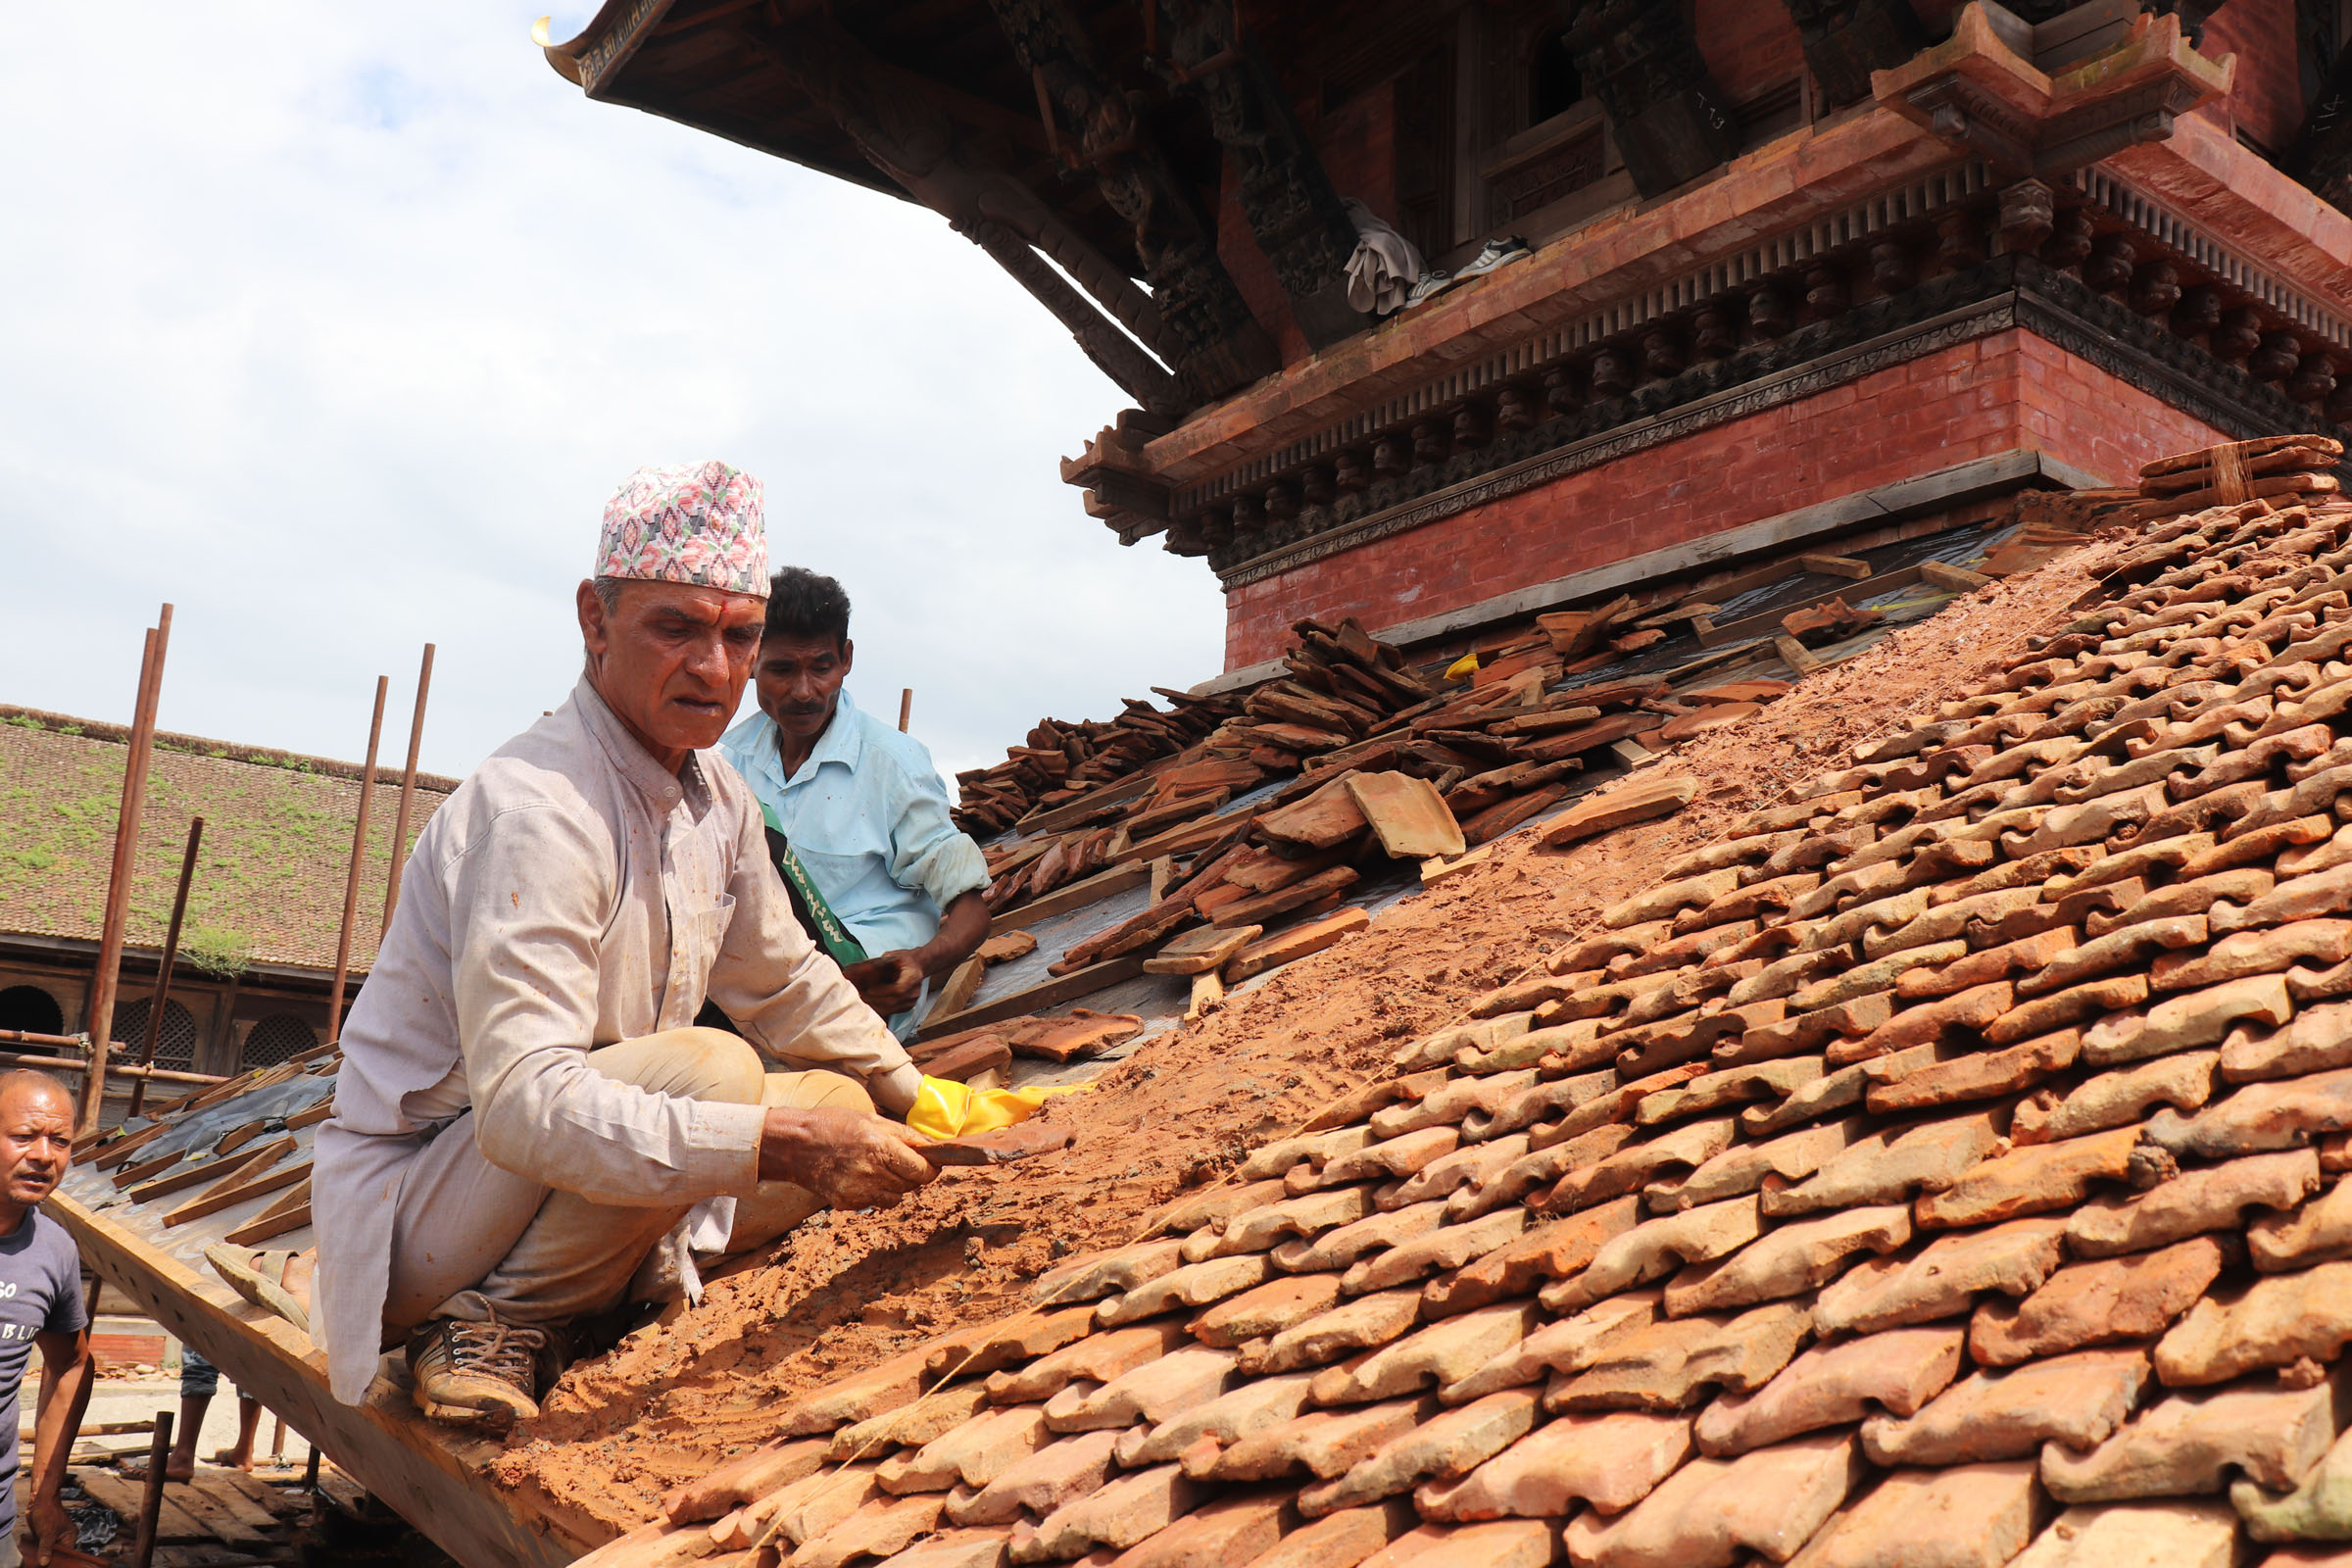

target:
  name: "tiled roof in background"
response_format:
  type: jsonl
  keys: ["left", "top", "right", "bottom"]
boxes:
{"left": 576, "top": 474, "right": 2352, "bottom": 1568}
{"left": 0, "top": 713, "right": 449, "bottom": 976}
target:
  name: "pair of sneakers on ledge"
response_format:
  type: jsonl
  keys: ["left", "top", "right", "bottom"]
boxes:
{"left": 1402, "top": 234, "right": 1531, "bottom": 310}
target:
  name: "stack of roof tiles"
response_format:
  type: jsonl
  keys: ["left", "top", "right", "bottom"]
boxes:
{"left": 586, "top": 479, "right": 2352, "bottom": 1568}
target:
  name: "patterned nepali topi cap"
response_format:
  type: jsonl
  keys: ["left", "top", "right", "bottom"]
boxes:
{"left": 596, "top": 461, "right": 769, "bottom": 598}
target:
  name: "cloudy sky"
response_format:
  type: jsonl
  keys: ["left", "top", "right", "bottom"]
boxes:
{"left": 0, "top": 5, "right": 1225, "bottom": 783}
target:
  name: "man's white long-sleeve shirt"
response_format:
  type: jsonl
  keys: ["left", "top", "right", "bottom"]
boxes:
{"left": 314, "top": 675, "right": 913, "bottom": 1405}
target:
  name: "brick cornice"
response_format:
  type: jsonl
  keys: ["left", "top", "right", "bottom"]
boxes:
{"left": 1120, "top": 107, "right": 1962, "bottom": 488}
{"left": 1209, "top": 256, "right": 2337, "bottom": 591}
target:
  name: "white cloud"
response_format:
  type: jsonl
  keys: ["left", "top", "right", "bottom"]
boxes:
{"left": 0, "top": 4, "right": 1225, "bottom": 782}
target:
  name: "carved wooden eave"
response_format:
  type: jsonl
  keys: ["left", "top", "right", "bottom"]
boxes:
{"left": 1870, "top": 2, "right": 2233, "bottom": 178}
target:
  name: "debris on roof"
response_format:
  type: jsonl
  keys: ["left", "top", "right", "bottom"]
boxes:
{"left": 469, "top": 441, "right": 2352, "bottom": 1567}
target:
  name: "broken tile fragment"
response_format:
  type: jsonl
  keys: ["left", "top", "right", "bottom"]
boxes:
{"left": 1417, "top": 1410, "right": 1690, "bottom": 1521}
{"left": 2006, "top": 1500, "right": 2241, "bottom": 1568}
{"left": 2155, "top": 1260, "right": 2352, "bottom": 1385}
{"left": 1250, "top": 1292, "right": 1423, "bottom": 1375}
{"left": 1694, "top": 1326, "right": 1965, "bottom": 1456}
{"left": 1443, "top": 1294, "right": 1660, "bottom": 1406}
{"left": 1426, "top": 1197, "right": 1641, "bottom": 1319}
{"left": 1309, "top": 1302, "right": 1535, "bottom": 1406}
{"left": 949, "top": 1428, "right": 1123, "bottom": 1527}
{"left": 2082, "top": 975, "right": 2294, "bottom": 1066}
{"left": 989, "top": 1322, "right": 1190, "bottom": 1405}
{"left": 1235, "top": 1499, "right": 1416, "bottom": 1568}
{"left": 1870, "top": 1026, "right": 2082, "bottom": 1114}
{"left": 1859, "top": 1348, "right": 2150, "bottom": 1465}
{"left": 1046, "top": 1345, "right": 1238, "bottom": 1433}
{"left": 1343, "top": 1208, "right": 1528, "bottom": 1297}
{"left": 1550, "top": 1301, "right": 1812, "bottom": 1412}
{"left": 933, "top": 1307, "right": 1101, "bottom": 1381}
{"left": 1305, "top": 1129, "right": 1461, "bottom": 1193}
{"left": 1664, "top": 1204, "right": 1912, "bottom": 1316}
{"left": 796, "top": 1494, "right": 949, "bottom": 1568}
{"left": 2065, "top": 1148, "right": 2320, "bottom": 1257}
{"left": 832, "top": 1385, "right": 994, "bottom": 1463}
{"left": 1269, "top": 1202, "right": 1449, "bottom": 1277}
{"left": 1300, "top": 1389, "right": 1542, "bottom": 1516}
{"left": 1548, "top": 1120, "right": 1737, "bottom": 1215}
{"left": 2233, "top": 1423, "right": 2352, "bottom": 1544}
{"left": 1239, "top": 1128, "right": 1378, "bottom": 1184}
{"left": 1151, "top": 1181, "right": 1295, "bottom": 1241}
{"left": 2252, "top": 1177, "right": 2352, "bottom": 1271}
{"left": 1814, "top": 1217, "right": 2069, "bottom": 1335}
{"left": 1037, "top": 1241, "right": 1186, "bottom": 1306}
{"left": 1358, "top": 1518, "right": 1561, "bottom": 1568}
{"left": 2144, "top": 1068, "right": 2352, "bottom": 1159}
{"left": 1118, "top": 1371, "right": 1317, "bottom": 1468}
{"left": 1971, "top": 1238, "right": 2230, "bottom": 1367}
{"left": 1391, "top": 1135, "right": 1531, "bottom": 1209}
{"left": 2158, "top": 925, "right": 2352, "bottom": 993}
{"left": 1915, "top": 1127, "right": 2143, "bottom": 1229}
{"left": 1984, "top": 973, "right": 2150, "bottom": 1046}
{"left": 2224, "top": 1001, "right": 2352, "bottom": 1082}
{"left": 871, "top": 1528, "right": 1012, "bottom": 1568}
{"left": 1010, "top": 1462, "right": 1199, "bottom": 1563}
{"left": 1188, "top": 1399, "right": 1432, "bottom": 1483}
{"left": 2011, "top": 1052, "right": 2218, "bottom": 1145}
{"left": 1099, "top": 1255, "right": 1276, "bottom": 1326}
{"left": 1107, "top": 1486, "right": 1294, "bottom": 1568}
{"left": 882, "top": 1405, "right": 1053, "bottom": 1494}
{"left": 1782, "top": 1461, "right": 2039, "bottom": 1568}
{"left": 2041, "top": 1378, "right": 2339, "bottom": 1501}
{"left": 1195, "top": 1188, "right": 1378, "bottom": 1260}
{"left": 1542, "top": 1197, "right": 1763, "bottom": 1312}
{"left": 1564, "top": 1431, "right": 1860, "bottom": 1568}
{"left": 1192, "top": 1275, "right": 1347, "bottom": 1349}
{"left": 1762, "top": 1114, "right": 1999, "bottom": 1216}
{"left": 1648, "top": 1120, "right": 1863, "bottom": 1211}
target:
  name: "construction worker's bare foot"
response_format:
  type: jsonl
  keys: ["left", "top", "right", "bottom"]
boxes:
{"left": 213, "top": 1446, "right": 256, "bottom": 1472}
{"left": 122, "top": 1454, "right": 196, "bottom": 1483}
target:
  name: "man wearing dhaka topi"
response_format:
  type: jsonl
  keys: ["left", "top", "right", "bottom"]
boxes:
{"left": 314, "top": 462, "right": 937, "bottom": 1429}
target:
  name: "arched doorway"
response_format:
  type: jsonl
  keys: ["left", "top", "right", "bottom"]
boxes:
{"left": 0, "top": 987, "right": 64, "bottom": 1038}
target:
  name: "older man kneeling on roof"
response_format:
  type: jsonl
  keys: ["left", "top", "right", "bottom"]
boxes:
{"left": 315, "top": 463, "right": 936, "bottom": 1430}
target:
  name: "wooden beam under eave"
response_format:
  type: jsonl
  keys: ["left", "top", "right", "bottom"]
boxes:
{"left": 49, "top": 1193, "right": 583, "bottom": 1568}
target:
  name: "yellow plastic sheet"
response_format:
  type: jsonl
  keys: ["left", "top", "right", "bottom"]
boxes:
{"left": 907, "top": 1074, "right": 1091, "bottom": 1140}
{"left": 1445, "top": 651, "right": 1480, "bottom": 680}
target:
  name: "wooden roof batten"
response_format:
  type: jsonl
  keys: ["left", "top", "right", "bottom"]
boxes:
{"left": 543, "top": 0, "right": 1381, "bottom": 414}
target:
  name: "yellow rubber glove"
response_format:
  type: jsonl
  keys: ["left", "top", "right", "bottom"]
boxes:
{"left": 1445, "top": 651, "right": 1480, "bottom": 680}
{"left": 906, "top": 1075, "right": 1092, "bottom": 1140}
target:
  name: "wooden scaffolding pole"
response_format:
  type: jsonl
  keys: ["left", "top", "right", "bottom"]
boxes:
{"left": 381, "top": 642, "right": 435, "bottom": 935}
{"left": 326, "top": 677, "right": 389, "bottom": 1047}
{"left": 78, "top": 607, "right": 172, "bottom": 1136}
{"left": 127, "top": 816, "right": 204, "bottom": 1120}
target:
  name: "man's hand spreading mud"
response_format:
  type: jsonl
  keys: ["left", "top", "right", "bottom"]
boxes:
{"left": 760, "top": 1106, "right": 937, "bottom": 1209}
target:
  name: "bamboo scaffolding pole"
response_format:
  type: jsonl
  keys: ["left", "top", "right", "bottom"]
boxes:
{"left": 381, "top": 643, "right": 435, "bottom": 934}
{"left": 127, "top": 816, "right": 204, "bottom": 1118}
{"left": 78, "top": 607, "right": 172, "bottom": 1135}
{"left": 325, "top": 678, "right": 389, "bottom": 1047}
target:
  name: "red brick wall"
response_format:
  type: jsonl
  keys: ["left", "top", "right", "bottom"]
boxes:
{"left": 2197, "top": 0, "right": 2305, "bottom": 155}
{"left": 1221, "top": 329, "right": 2229, "bottom": 666}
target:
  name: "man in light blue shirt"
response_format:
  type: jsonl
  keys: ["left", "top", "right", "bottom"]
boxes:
{"left": 717, "top": 568, "right": 991, "bottom": 1039}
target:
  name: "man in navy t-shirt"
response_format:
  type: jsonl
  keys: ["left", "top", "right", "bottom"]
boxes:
{"left": 0, "top": 1072, "right": 95, "bottom": 1567}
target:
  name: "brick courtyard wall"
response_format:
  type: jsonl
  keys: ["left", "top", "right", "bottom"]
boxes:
{"left": 1221, "top": 327, "right": 2230, "bottom": 666}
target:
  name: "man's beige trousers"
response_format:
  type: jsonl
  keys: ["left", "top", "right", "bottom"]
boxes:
{"left": 379, "top": 1027, "right": 868, "bottom": 1337}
